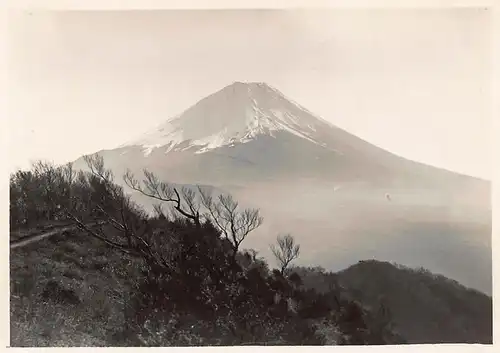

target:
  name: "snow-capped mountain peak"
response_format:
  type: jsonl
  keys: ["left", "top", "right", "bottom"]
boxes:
{"left": 123, "top": 81, "right": 338, "bottom": 155}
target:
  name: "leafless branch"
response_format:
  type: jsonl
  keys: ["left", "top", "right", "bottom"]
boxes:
{"left": 198, "top": 186, "right": 263, "bottom": 256}
{"left": 64, "top": 211, "right": 133, "bottom": 255}
{"left": 124, "top": 169, "right": 201, "bottom": 226}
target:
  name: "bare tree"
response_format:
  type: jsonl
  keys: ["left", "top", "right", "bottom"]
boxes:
{"left": 32, "top": 160, "right": 59, "bottom": 220}
{"left": 198, "top": 187, "right": 263, "bottom": 257}
{"left": 270, "top": 234, "right": 300, "bottom": 275}
{"left": 123, "top": 169, "right": 263, "bottom": 256}
{"left": 55, "top": 162, "right": 76, "bottom": 215}
{"left": 124, "top": 169, "right": 201, "bottom": 227}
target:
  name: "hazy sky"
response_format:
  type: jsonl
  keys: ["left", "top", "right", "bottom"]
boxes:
{"left": 6, "top": 9, "right": 491, "bottom": 179}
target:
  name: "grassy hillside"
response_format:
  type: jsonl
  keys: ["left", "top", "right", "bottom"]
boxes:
{"left": 10, "top": 225, "right": 137, "bottom": 346}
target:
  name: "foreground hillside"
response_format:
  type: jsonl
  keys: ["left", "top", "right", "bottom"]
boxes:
{"left": 10, "top": 226, "right": 134, "bottom": 346}
{"left": 9, "top": 159, "right": 492, "bottom": 346}
{"left": 10, "top": 225, "right": 401, "bottom": 346}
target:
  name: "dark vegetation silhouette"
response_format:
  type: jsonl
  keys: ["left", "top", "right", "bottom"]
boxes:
{"left": 9, "top": 157, "right": 492, "bottom": 346}
{"left": 335, "top": 260, "right": 493, "bottom": 344}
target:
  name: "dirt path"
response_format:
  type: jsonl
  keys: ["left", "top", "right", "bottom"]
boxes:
{"left": 10, "top": 225, "right": 80, "bottom": 249}
{"left": 10, "top": 222, "right": 102, "bottom": 250}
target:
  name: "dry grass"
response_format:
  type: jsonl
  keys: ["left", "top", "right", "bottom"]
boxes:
{"left": 10, "top": 226, "right": 136, "bottom": 347}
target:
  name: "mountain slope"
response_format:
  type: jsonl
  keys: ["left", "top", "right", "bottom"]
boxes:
{"left": 79, "top": 81, "right": 488, "bottom": 191}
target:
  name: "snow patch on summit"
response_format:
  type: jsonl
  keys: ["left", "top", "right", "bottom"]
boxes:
{"left": 124, "top": 82, "right": 342, "bottom": 156}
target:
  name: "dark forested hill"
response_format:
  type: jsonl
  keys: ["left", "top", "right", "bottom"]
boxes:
{"left": 334, "top": 260, "right": 492, "bottom": 344}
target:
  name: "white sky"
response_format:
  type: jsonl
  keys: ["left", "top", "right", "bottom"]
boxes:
{"left": 6, "top": 9, "right": 492, "bottom": 179}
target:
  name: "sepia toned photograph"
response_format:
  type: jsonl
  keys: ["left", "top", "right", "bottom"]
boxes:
{"left": 7, "top": 7, "right": 492, "bottom": 347}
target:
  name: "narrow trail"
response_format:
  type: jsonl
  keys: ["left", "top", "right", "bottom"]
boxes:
{"left": 10, "top": 223, "right": 101, "bottom": 249}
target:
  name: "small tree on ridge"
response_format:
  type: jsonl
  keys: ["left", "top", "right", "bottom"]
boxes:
{"left": 270, "top": 233, "right": 300, "bottom": 275}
